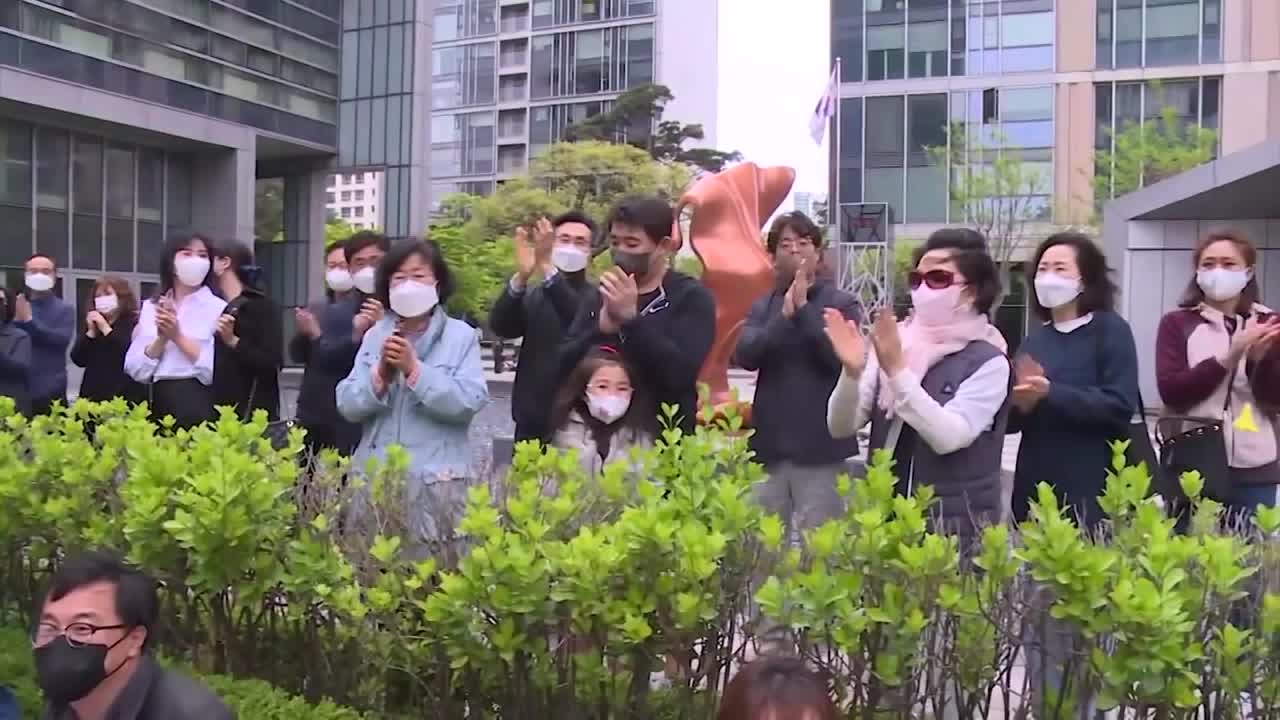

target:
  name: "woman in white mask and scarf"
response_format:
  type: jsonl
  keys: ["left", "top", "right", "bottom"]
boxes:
{"left": 825, "top": 229, "right": 1011, "bottom": 537}
{"left": 337, "top": 239, "right": 489, "bottom": 558}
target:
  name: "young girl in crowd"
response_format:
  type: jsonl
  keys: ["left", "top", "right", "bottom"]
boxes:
{"left": 1010, "top": 232, "right": 1142, "bottom": 528}
{"left": 549, "top": 346, "right": 657, "bottom": 477}
{"left": 337, "top": 239, "right": 488, "bottom": 557}
{"left": 825, "top": 228, "right": 1010, "bottom": 537}
{"left": 0, "top": 287, "right": 30, "bottom": 415}
{"left": 1156, "top": 229, "right": 1280, "bottom": 515}
{"left": 211, "top": 241, "right": 283, "bottom": 420}
{"left": 70, "top": 276, "right": 144, "bottom": 404}
{"left": 125, "top": 234, "right": 227, "bottom": 429}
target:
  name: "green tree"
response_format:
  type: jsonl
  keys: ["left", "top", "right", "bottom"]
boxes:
{"left": 1094, "top": 104, "right": 1218, "bottom": 211}
{"left": 255, "top": 179, "right": 284, "bottom": 242}
{"left": 563, "top": 84, "right": 742, "bottom": 174}
{"left": 929, "top": 123, "right": 1050, "bottom": 310}
{"left": 325, "top": 217, "right": 359, "bottom": 247}
{"left": 429, "top": 222, "right": 512, "bottom": 324}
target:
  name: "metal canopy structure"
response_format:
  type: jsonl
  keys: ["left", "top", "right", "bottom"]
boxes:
{"left": 833, "top": 202, "right": 895, "bottom": 324}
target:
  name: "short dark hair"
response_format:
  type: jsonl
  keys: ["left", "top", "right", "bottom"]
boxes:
{"left": 552, "top": 210, "right": 598, "bottom": 238}
{"left": 716, "top": 657, "right": 839, "bottom": 720}
{"left": 912, "top": 228, "right": 1002, "bottom": 316}
{"left": 26, "top": 253, "right": 56, "bottom": 270}
{"left": 375, "top": 238, "right": 456, "bottom": 309}
{"left": 0, "top": 286, "right": 15, "bottom": 323}
{"left": 1027, "top": 232, "right": 1117, "bottom": 323}
{"left": 42, "top": 551, "right": 158, "bottom": 651}
{"left": 1179, "top": 227, "right": 1260, "bottom": 309}
{"left": 212, "top": 239, "right": 262, "bottom": 291}
{"left": 605, "top": 196, "right": 674, "bottom": 246}
{"left": 344, "top": 230, "right": 390, "bottom": 263}
{"left": 158, "top": 233, "right": 218, "bottom": 297}
{"left": 766, "top": 211, "right": 824, "bottom": 254}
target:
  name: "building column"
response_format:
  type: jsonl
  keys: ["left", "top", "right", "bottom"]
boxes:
{"left": 190, "top": 145, "right": 255, "bottom": 243}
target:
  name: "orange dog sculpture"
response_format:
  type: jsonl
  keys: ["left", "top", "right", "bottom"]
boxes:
{"left": 674, "top": 162, "right": 796, "bottom": 422}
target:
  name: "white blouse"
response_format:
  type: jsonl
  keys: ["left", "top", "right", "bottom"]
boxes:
{"left": 124, "top": 287, "right": 227, "bottom": 386}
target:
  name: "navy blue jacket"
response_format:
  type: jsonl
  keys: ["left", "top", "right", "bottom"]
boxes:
{"left": 14, "top": 294, "right": 73, "bottom": 404}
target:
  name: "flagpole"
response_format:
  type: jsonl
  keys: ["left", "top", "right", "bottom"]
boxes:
{"left": 832, "top": 57, "right": 842, "bottom": 261}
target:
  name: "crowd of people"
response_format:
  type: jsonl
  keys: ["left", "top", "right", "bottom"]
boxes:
{"left": 3, "top": 192, "right": 1280, "bottom": 716}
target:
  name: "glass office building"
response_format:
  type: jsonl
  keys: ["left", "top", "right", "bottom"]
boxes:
{"left": 0, "top": 0, "right": 344, "bottom": 312}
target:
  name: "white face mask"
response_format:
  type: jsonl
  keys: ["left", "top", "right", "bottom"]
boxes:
{"left": 173, "top": 255, "right": 210, "bottom": 287}
{"left": 389, "top": 280, "right": 439, "bottom": 318}
{"left": 326, "top": 268, "right": 354, "bottom": 292}
{"left": 909, "top": 285, "right": 964, "bottom": 326}
{"left": 94, "top": 294, "right": 119, "bottom": 315}
{"left": 352, "top": 267, "right": 377, "bottom": 294}
{"left": 552, "top": 245, "right": 590, "bottom": 273}
{"left": 1034, "top": 273, "right": 1082, "bottom": 310}
{"left": 1197, "top": 268, "right": 1251, "bottom": 303}
{"left": 24, "top": 273, "right": 54, "bottom": 293}
{"left": 586, "top": 391, "right": 631, "bottom": 425}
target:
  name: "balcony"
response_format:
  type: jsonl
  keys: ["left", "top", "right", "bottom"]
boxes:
{"left": 499, "top": 13, "right": 529, "bottom": 33}
{"left": 498, "top": 79, "right": 527, "bottom": 103}
{"left": 497, "top": 147, "right": 527, "bottom": 174}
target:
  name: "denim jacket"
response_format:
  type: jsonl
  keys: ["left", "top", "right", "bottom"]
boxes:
{"left": 336, "top": 310, "right": 489, "bottom": 483}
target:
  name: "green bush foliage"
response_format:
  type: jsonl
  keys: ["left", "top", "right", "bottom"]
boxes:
{"left": 1, "top": 398, "right": 1279, "bottom": 719}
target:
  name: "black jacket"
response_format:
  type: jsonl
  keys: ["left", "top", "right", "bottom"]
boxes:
{"left": 70, "top": 314, "right": 145, "bottom": 404}
{"left": 0, "top": 324, "right": 30, "bottom": 416}
{"left": 42, "top": 656, "right": 231, "bottom": 720}
{"left": 213, "top": 291, "right": 283, "bottom": 421}
{"left": 736, "top": 282, "right": 862, "bottom": 465}
{"left": 489, "top": 272, "right": 587, "bottom": 441}
{"left": 290, "top": 294, "right": 362, "bottom": 452}
{"left": 560, "top": 271, "right": 716, "bottom": 434}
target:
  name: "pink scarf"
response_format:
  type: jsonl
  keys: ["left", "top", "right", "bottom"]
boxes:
{"left": 877, "top": 311, "right": 1008, "bottom": 415}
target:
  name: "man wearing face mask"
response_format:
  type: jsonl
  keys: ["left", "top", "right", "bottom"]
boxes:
{"left": 735, "top": 211, "right": 862, "bottom": 542}
{"left": 13, "top": 254, "right": 74, "bottom": 415}
{"left": 559, "top": 196, "right": 716, "bottom": 433}
{"left": 490, "top": 211, "right": 598, "bottom": 443}
{"left": 32, "top": 551, "right": 231, "bottom": 719}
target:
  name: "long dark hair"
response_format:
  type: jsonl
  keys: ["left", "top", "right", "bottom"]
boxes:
{"left": 1179, "top": 228, "right": 1261, "bottom": 310}
{"left": 213, "top": 240, "right": 265, "bottom": 295}
{"left": 549, "top": 348, "right": 659, "bottom": 440}
{"left": 1027, "top": 232, "right": 1117, "bottom": 323}
{"left": 157, "top": 233, "right": 218, "bottom": 297}
{"left": 716, "top": 657, "right": 840, "bottom": 720}
{"left": 0, "top": 286, "right": 14, "bottom": 324}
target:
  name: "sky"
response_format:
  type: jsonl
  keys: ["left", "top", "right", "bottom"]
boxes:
{"left": 715, "top": 0, "right": 831, "bottom": 210}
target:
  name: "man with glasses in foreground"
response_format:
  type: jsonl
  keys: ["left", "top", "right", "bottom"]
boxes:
{"left": 31, "top": 551, "right": 230, "bottom": 719}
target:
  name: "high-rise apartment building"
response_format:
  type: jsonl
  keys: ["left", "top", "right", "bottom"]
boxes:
{"left": 429, "top": 0, "right": 719, "bottom": 205}
{"left": 326, "top": 170, "right": 382, "bottom": 229}
{"left": 830, "top": 0, "right": 1280, "bottom": 242}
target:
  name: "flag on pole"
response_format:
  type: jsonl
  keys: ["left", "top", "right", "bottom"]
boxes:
{"left": 808, "top": 64, "right": 839, "bottom": 145}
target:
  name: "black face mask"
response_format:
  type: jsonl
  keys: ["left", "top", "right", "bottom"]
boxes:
{"left": 34, "top": 634, "right": 130, "bottom": 706}
{"left": 610, "top": 249, "right": 653, "bottom": 278}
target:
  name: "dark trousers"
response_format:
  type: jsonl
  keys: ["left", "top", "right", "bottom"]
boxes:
{"left": 150, "top": 378, "right": 215, "bottom": 430}
{"left": 30, "top": 387, "right": 67, "bottom": 416}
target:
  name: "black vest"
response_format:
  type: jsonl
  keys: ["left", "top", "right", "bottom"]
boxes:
{"left": 868, "top": 340, "right": 1012, "bottom": 537}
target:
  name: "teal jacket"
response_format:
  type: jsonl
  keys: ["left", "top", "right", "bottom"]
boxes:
{"left": 336, "top": 310, "right": 489, "bottom": 482}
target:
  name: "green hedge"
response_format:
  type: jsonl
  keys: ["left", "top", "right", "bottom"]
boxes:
{"left": 0, "top": 626, "right": 367, "bottom": 720}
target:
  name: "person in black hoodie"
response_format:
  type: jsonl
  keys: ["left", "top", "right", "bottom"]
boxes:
{"left": 560, "top": 196, "right": 716, "bottom": 433}
{"left": 490, "top": 211, "right": 596, "bottom": 443}
{"left": 0, "top": 287, "right": 31, "bottom": 416}
{"left": 290, "top": 238, "right": 376, "bottom": 456}
{"left": 211, "top": 241, "right": 283, "bottom": 420}
{"left": 70, "top": 275, "right": 145, "bottom": 404}
{"left": 736, "top": 211, "right": 861, "bottom": 536}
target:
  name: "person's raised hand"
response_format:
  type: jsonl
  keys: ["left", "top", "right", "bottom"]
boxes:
{"left": 155, "top": 306, "right": 178, "bottom": 339}
{"left": 533, "top": 217, "right": 555, "bottom": 275}
{"left": 13, "top": 295, "right": 31, "bottom": 323}
{"left": 869, "top": 309, "right": 904, "bottom": 375}
{"left": 381, "top": 333, "right": 418, "bottom": 375}
{"left": 353, "top": 298, "right": 383, "bottom": 339}
{"left": 599, "top": 268, "right": 638, "bottom": 325}
{"left": 295, "top": 307, "right": 321, "bottom": 339}
{"left": 513, "top": 225, "right": 537, "bottom": 282}
{"left": 824, "top": 307, "right": 866, "bottom": 375}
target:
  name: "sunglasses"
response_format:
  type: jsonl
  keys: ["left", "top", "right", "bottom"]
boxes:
{"left": 908, "top": 269, "right": 965, "bottom": 291}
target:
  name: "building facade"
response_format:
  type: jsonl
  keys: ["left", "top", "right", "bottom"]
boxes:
{"left": 326, "top": 170, "right": 382, "bottom": 229}
{"left": 830, "top": 0, "right": 1280, "bottom": 250}
{"left": 0, "top": 0, "right": 343, "bottom": 313}
{"left": 428, "top": 0, "right": 718, "bottom": 205}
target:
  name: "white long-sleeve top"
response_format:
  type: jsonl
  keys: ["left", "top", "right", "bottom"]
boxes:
{"left": 124, "top": 287, "right": 226, "bottom": 386}
{"left": 825, "top": 348, "right": 1010, "bottom": 456}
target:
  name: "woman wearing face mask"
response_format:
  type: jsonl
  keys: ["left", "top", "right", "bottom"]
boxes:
{"left": 290, "top": 240, "right": 363, "bottom": 457}
{"left": 125, "top": 234, "right": 228, "bottom": 429}
{"left": 825, "top": 229, "right": 1010, "bottom": 537}
{"left": 210, "top": 241, "right": 283, "bottom": 421}
{"left": 1156, "top": 229, "right": 1280, "bottom": 516}
{"left": 336, "top": 239, "right": 489, "bottom": 558}
{"left": 0, "top": 287, "right": 31, "bottom": 416}
{"left": 549, "top": 346, "right": 657, "bottom": 477}
{"left": 1009, "top": 232, "right": 1141, "bottom": 528}
{"left": 69, "top": 276, "right": 145, "bottom": 404}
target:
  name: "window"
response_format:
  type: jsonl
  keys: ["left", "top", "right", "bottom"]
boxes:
{"left": 1102, "top": 0, "right": 1211, "bottom": 68}
{"left": 353, "top": 206, "right": 364, "bottom": 217}
{"left": 866, "top": 9, "right": 905, "bottom": 81}
{"left": 906, "top": 94, "right": 948, "bottom": 222}
{"left": 431, "top": 111, "right": 496, "bottom": 176}
{"left": 166, "top": 155, "right": 193, "bottom": 232}
{"left": 326, "top": 191, "right": 336, "bottom": 203}
{"left": 864, "top": 96, "right": 905, "bottom": 222}
{"left": 72, "top": 137, "right": 103, "bottom": 270}
{"left": 0, "top": 121, "right": 31, "bottom": 207}
{"left": 907, "top": 0, "right": 948, "bottom": 79}
{"left": 433, "top": 42, "right": 496, "bottom": 108}
{"left": 341, "top": 190, "right": 352, "bottom": 201}
{"left": 530, "top": 24, "right": 654, "bottom": 99}
{"left": 354, "top": 189, "right": 365, "bottom": 201}
{"left": 831, "top": 0, "right": 865, "bottom": 81}
{"left": 36, "top": 129, "right": 68, "bottom": 211}
{"left": 340, "top": 207, "right": 351, "bottom": 218}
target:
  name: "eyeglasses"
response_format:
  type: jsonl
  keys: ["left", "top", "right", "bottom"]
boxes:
{"left": 31, "top": 622, "right": 127, "bottom": 648}
{"left": 908, "top": 269, "right": 964, "bottom": 291}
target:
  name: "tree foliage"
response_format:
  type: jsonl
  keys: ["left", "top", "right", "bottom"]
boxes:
{"left": 928, "top": 124, "right": 1050, "bottom": 309}
{"left": 428, "top": 222, "right": 511, "bottom": 325}
{"left": 255, "top": 179, "right": 284, "bottom": 243}
{"left": 1094, "top": 104, "right": 1218, "bottom": 211}
{"left": 564, "top": 84, "right": 743, "bottom": 174}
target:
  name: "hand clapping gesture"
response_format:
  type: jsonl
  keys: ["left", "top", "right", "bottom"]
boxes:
{"left": 353, "top": 298, "right": 384, "bottom": 339}
{"left": 1011, "top": 354, "right": 1049, "bottom": 413}
{"left": 868, "top": 310, "right": 905, "bottom": 376}
{"left": 782, "top": 259, "right": 811, "bottom": 319}
{"left": 823, "top": 307, "right": 866, "bottom": 375}
{"left": 155, "top": 297, "right": 179, "bottom": 340}
{"left": 597, "top": 268, "right": 639, "bottom": 334}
